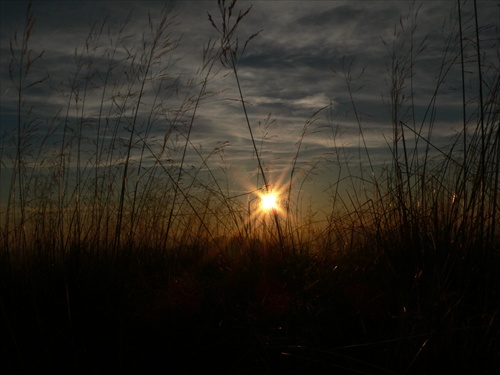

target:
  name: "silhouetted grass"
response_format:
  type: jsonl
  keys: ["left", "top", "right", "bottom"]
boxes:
{"left": 1, "top": 0, "right": 499, "bottom": 373}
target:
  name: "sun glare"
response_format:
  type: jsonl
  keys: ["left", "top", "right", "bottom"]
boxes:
{"left": 261, "top": 193, "right": 279, "bottom": 212}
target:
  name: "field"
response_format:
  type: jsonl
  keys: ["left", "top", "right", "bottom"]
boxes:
{"left": 1, "top": 1, "right": 499, "bottom": 373}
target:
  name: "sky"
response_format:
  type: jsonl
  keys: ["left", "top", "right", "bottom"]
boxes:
{"left": 1, "top": 0, "right": 499, "bottom": 219}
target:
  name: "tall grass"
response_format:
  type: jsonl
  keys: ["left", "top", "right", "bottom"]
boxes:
{"left": 1, "top": 0, "right": 498, "bottom": 373}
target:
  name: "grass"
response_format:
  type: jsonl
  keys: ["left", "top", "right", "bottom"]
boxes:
{"left": 1, "top": 0, "right": 499, "bottom": 373}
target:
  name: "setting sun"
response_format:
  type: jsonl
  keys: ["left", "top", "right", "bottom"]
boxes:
{"left": 260, "top": 193, "right": 279, "bottom": 212}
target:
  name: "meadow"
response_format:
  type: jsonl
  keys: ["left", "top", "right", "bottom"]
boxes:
{"left": 1, "top": 1, "right": 499, "bottom": 373}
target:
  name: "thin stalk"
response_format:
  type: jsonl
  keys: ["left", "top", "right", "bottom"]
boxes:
{"left": 208, "top": 0, "right": 284, "bottom": 251}
{"left": 229, "top": 55, "right": 285, "bottom": 251}
{"left": 473, "top": 0, "right": 486, "bottom": 250}
{"left": 458, "top": 0, "right": 468, "bottom": 214}
{"left": 114, "top": 6, "right": 174, "bottom": 251}
{"left": 163, "top": 41, "right": 217, "bottom": 248}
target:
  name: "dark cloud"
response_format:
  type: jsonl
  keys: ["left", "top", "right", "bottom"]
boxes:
{"left": 298, "top": 5, "right": 359, "bottom": 27}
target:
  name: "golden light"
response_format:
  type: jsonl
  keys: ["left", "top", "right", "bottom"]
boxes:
{"left": 260, "top": 192, "right": 279, "bottom": 212}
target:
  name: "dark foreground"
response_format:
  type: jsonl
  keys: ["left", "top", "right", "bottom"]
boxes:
{"left": 1, "top": 245, "right": 499, "bottom": 374}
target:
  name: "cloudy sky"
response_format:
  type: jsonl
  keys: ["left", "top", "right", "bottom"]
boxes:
{"left": 1, "top": 1, "right": 498, "bottom": 217}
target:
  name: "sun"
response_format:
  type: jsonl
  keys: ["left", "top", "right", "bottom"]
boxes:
{"left": 260, "top": 192, "right": 279, "bottom": 212}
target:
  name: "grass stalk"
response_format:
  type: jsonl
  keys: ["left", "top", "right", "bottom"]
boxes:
{"left": 208, "top": 0, "right": 285, "bottom": 252}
